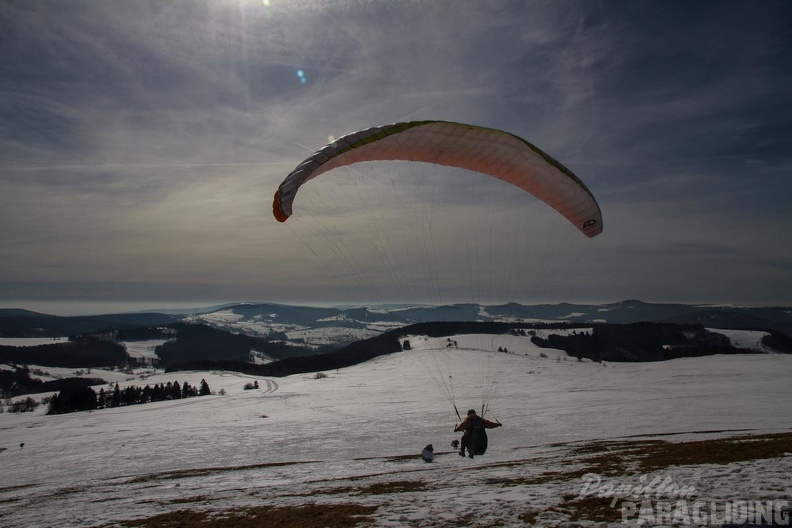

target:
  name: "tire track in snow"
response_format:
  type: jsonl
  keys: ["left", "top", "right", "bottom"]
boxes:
{"left": 261, "top": 379, "right": 279, "bottom": 393}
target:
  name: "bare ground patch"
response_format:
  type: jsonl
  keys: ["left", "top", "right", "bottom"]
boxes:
{"left": 106, "top": 503, "right": 378, "bottom": 528}
{"left": 498, "top": 431, "right": 792, "bottom": 489}
{"left": 0, "top": 483, "right": 37, "bottom": 494}
{"left": 126, "top": 460, "right": 319, "bottom": 485}
{"left": 634, "top": 431, "right": 792, "bottom": 471}
{"left": 518, "top": 431, "right": 792, "bottom": 524}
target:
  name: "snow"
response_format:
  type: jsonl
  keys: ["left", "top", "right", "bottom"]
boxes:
{"left": 122, "top": 340, "right": 167, "bottom": 360}
{"left": 181, "top": 310, "right": 395, "bottom": 347}
{"left": 0, "top": 336, "right": 790, "bottom": 527}
{"left": 0, "top": 337, "right": 70, "bottom": 347}
{"left": 317, "top": 314, "right": 349, "bottom": 322}
{"left": 286, "top": 326, "right": 380, "bottom": 346}
{"left": 2, "top": 365, "right": 163, "bottom": 386}
{"left": 185, "top": 309, "right": 244, "bottom": 324}
{"left": 707, "top": 328, "right": 772, "bottom": 352}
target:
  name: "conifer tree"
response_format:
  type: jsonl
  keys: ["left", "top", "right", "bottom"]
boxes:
{"left": 171, "top": 380, "right": 181, "bottom": 399}
{"left": 47, "top": 393, "right": 63, "bottom": 414}
{"left": 112, "top": 383, "right": 122, "bottom": 407}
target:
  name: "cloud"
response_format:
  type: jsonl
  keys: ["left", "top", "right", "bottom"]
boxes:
{"left": 0, "top": 0, "right": 790, "bottom": 307}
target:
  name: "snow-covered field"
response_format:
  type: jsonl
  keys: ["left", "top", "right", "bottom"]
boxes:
{"left": 183, "top": 308, "right": 389, "bottom": 346}
{"left": 1, "top": 335, "right": 790, "bottom": 527}
{"left": 122, "top": 340, "right": 166, "bottom": 361}
{"left": 0, "top": 337, "right": 70, "bottom": 347}
{"left": 706, "top": 329, "right": 773, "bottom": 353}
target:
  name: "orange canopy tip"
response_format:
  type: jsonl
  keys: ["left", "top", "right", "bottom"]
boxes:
{"left": 272, "top": 194, "right": 289, "bottom": 223}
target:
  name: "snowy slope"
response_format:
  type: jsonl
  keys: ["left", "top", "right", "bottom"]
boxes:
{"left": 707, "top": 328, "right": 773, "bottom": 352}
{"left": 0, "top": 335, "right": 790, "bottom": 527}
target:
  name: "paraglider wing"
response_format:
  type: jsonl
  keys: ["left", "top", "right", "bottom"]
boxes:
{"left": 273, "top": 120, "right": 603, "bottom": 237}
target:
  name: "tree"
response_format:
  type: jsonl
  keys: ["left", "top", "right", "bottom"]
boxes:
{"left": 152, "top": 383, "right": 166, "bottom": 402}
{"left": 123, "top": 386, "right": 139, "bottom": 406}
{"left": 47, "top": 393, "right": 64, "bottom": 414}
{"left": 47, "top": 387, "right": 97, "bottom": 414}
{"left": 112, "top": 383, "right": 122, "bottom": 407}
{"left": 199, "top": 379, "right": 211, "bottom": 396}
{"left": 170, "top": 380, "right": 181, "bottom": 400}
{"left": 9, "top": 397, "right": 41, "bottom": 413}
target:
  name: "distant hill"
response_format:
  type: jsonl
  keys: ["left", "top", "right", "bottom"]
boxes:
{"left": 529, "top": 322, "right": 770, "bottom": 362}
{"left": 155, "top": 323, "right": 322, "bottom": 367}
{"left": 179, "top": 300, "right": 792, "bottom": 343}
{"left": 0, "top": 308, "right": 51, "bottom": 318}
{"left": 0, "top": 336, "right": 129, "bottom": 368}
{"left": 3, "top": 300, "right": 791, "bottom": 342}
{"left": 0, "top": 312, "right": 180, "bottom": 338}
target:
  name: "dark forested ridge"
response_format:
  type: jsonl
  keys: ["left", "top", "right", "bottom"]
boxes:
{"left": 528, "top": 322, "right": 788, "bottom": 362}
{"left": 0, "top": 310, "right": 179, "bottom": 338}
{"left": 154, "top": 323, "right": 322, "bottom": 366}
{"left": 3, "top": 300, "right": 791, "bottom": 339}
{"left": 0, "top": 337, "right": 128, "bottom": 368}
{"left": 0, "top": 366, "right": 107, "bottom": 399}
{"left": 0, "top": 323, "right": 320, "bottom": 371}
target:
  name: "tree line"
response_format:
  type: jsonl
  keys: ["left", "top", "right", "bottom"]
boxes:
{"left": 0, "top": 366, "right": 107, "bottom": 399}
{"left": 0, "top": 336, "right": 128, "bottom": 368}
{"left": 530, "top": 322, "right": 755, "bottom": 362}
{"left": 1, "top": 397, "right": 40, "bottom": 414}
{"left": 155, "top": 323, "right": 318, "bottom": 366}
{"left": 47, "top": 379, "right": 211, "bottom": 415}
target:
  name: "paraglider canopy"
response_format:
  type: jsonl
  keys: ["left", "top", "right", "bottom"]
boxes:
{"left": 271, "top": 120, "right": 605, "bottom": 420}
{"left": 273, "top": 120, "right": 602, "bottom": 238}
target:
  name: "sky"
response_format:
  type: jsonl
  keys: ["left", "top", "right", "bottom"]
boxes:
{"left": 1, "top": 0, "right": 790, "bottom": 315}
